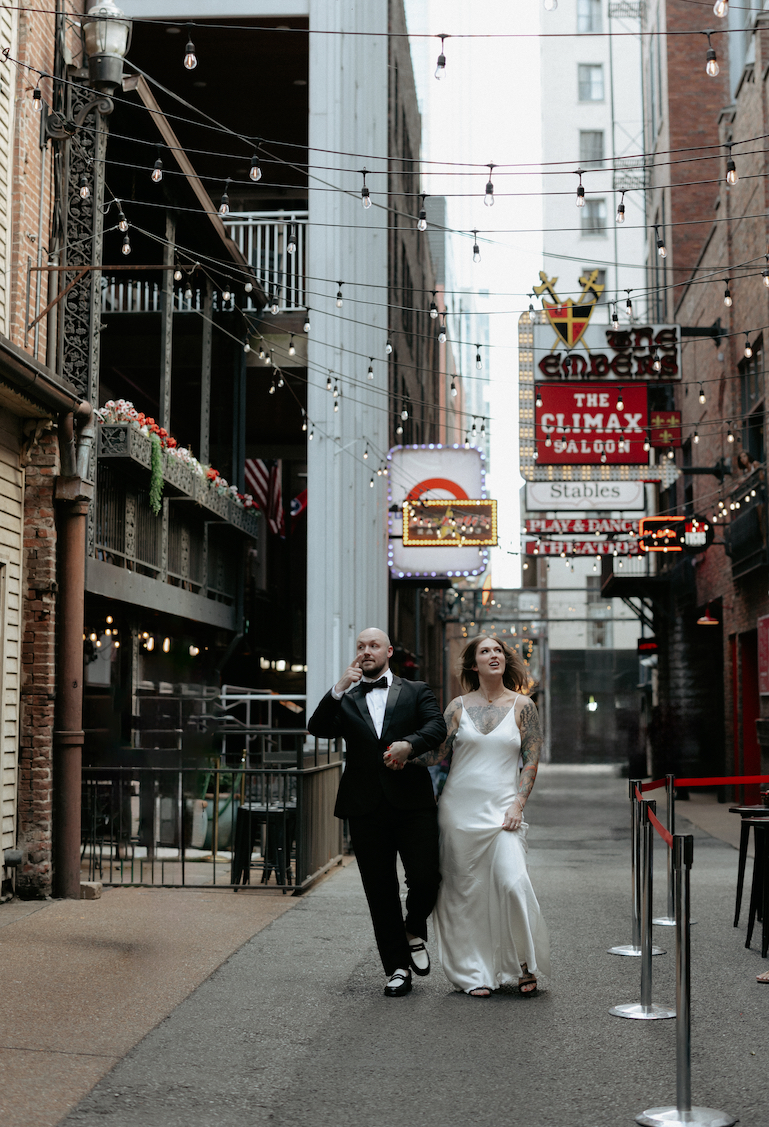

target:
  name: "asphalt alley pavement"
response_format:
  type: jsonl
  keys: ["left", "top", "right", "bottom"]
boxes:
{"left": 59, "top": 767, "right": 769, "bottom": 1127}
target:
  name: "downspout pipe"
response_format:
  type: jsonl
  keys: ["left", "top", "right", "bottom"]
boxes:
{"left": 53, "top": 402, "right": 94, "bottom": 899}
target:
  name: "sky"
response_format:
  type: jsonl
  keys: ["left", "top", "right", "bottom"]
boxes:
{"left": 404, "top": 0, "right": 544, "bottom": 587}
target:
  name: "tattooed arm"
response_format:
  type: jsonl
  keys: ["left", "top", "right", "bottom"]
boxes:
{"left": 502, "top": 696, "right": 543, "bottom": 831}
{"left": 416, "top": 696, "right": 462, "bottom": 766}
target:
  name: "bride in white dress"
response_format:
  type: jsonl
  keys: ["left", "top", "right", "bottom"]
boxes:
{"left": 429, "top": 635, "right": 550, "bottom": 997}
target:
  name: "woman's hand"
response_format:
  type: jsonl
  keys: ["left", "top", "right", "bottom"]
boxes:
{"left": 502, "top": 798, "right": 524, "bottom": 832}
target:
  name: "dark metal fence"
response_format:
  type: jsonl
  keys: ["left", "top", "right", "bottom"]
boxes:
{"left": 81, "top": 734, "right": 343, "bottom": 892}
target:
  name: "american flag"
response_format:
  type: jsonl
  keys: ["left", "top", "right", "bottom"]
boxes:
{"left": 244, "top": 458, "right": 285, "bottom": 536}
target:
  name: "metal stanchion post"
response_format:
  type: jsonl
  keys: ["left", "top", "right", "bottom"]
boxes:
{"left": 637, "top": 835, "right": 737, "bottom": 1127}
{"left": 654, "top": 774, "right": 677, "bottom": 927}
{"left": 611, "top": 781, "right": 665, "bottom": 957}
{"left": 610, "top": 800, "right": 674, "bottom": 1019}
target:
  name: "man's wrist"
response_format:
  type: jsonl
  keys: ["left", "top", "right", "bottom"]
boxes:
{"left": 331, "top": 683, "right": 345, "bottom": 700}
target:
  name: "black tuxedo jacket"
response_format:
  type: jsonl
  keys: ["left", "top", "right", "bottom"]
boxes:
{"left": 307, "top": 677, "right": 447, "bottom": 818}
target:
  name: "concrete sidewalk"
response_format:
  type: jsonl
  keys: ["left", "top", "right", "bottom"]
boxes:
{"left": 4, "top": 766, "right": 768, "bottom": 1127}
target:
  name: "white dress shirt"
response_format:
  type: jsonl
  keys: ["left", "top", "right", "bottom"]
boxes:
{"left": 331, "top": 668, "right": 393, "bottom": 739}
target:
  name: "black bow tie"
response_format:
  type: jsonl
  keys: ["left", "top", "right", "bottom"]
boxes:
{"left": 360, "top": 677, "right": 388, "bottom": 694}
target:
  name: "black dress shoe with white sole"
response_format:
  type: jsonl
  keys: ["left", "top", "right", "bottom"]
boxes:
{"left": 384, "top": 968, "right": 412, "bottom": 997}
{"left": 408, "top": 940, "right": 430, "bottom": 977}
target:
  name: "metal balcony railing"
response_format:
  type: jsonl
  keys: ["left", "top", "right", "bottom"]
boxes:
{"left": 223, "top": 210, "right": 307, "bottom": 311}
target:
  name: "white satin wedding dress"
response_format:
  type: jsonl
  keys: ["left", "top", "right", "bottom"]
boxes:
{"left": 433, "top": 696, "right": 550, "bottom": 993}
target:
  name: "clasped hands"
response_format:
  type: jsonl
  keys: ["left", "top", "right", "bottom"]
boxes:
{"left": 383, "top": 741, "right": 411, "bottom": 771}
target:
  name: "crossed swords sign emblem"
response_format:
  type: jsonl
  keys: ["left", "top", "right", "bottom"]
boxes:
{"left": 532, "top": 269, "right": 605, "bottom": 352}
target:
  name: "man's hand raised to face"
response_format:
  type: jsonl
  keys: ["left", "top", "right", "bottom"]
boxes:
{"left": 334, "top": 657, "right": 364, "bottom": 695}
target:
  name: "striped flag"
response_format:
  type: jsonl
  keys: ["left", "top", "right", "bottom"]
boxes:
{"left": 244, "top": 458, "right": 285, "bottom": 536}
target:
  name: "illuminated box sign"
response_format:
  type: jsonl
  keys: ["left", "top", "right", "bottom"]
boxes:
{"left": 534, "top": 324, "right": 681, "bottom": 382}
{"left": 639, "top": 516, "right": 714, "bottom": 553}
{"left": 638, "top": 638, "right": 659, "bottom": 654}
{"left": 525, "top": 539, "right": 640, "bottom": 556}
{"left": 525, "top": 518, "right": 639, "bottom": 535}
{"left": 403, "top": 499, "right": 497, "bottom": 547}
{"left": 524, "top": 481, "right": 647, "bottom": 511}
{"left": 535, "top": 382, "right": 648, "bottom": 465}
{"left": 650, "top": 410, "right": 682, "bottom": 448}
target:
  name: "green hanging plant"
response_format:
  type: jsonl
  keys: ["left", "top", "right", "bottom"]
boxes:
{"left": 149, "top": 432, "right": 164, "bottom": 515}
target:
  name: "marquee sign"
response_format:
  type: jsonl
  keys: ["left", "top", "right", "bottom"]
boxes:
{"left": 524, "top": 481, "right": 647, "bottom": 512}
{"left": 525, "top": 539, "right": 640, "bottom": 556}
{"left": 525, "top": 518, "right": 639, "bottom": 535}
{"left": 639, "top": 516, "right": 714, "bottom": 554}
{"left": 535, "top": 382, "right": 648, "bottom": 465}
{"left": 403, "top": 499, "right": 497, "bottom": 547}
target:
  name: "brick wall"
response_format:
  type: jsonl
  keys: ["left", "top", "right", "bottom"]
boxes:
{"left": 16, "top": 429, "right": 58, "bottom": 897}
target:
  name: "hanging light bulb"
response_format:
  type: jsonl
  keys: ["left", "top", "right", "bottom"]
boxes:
{"left": 385, "top": 336, "right": 393, "bottom": 354}
{"left": 32, "top": 86, "right": 42, "bottom": 111}
{"left": 173, "top": 267, "right": 182, "bottom": 282}
{"left": 706, "top": 33, "right": 719, "bottom": 77}
{"left": 745, "top": 333, "right": 753, "bottom": 358}
{"left": 222, "top": 282, "right": 232, "bottom": 302}
{"left": 576, "top": 172, "right": 585, "bottom": 208}
{"left": 417, "top": 193, "right": 428, "bottom": 231}
{"left": 475, "top": 347, "right": 482, "bottom": 370}
{"left": 367, "top": 358, "right": 374, "bottom": 380}
{"left": 183, "top": 26, "right": 197, "bottom": 69}
{"left": 268, "top": 380, "right": 276, "bottom": 395}
{"left": 303, "top": 309, "right": 311, "bottom": 333}
{"left": 616, "top": 388, "right": 624, "bottom": 411}
{"left": 259, "top": 342, "right": 266, "bottom": 361}
{"left": 121, "top": 234, "right": 131, "bottom": 256}
{"left": 249, "top": 152, "right": 262, "bottom": 182}
{"left": 544, "top": 434, "right": 552, "bottom": 448}
{"left": 287, "top": 225, "right": 297, "bottom": 255}
{"left": 277, "top": 371, "right": 284, "bottom": 387}
{"left": 484, "top": 164, "right": 495, "bottom": 207}
{"left": 184, "top": 281, "right": 193, "bottom": 302}
{"left": 301, "top": 414, "right": 307, "bottom": 432}
{"left": 699, "top": 383, "right": 706, "bottom": 404}
{"left": 726, "top": 147, "right": 738, "bottom": 186}
{"left": 401, "top": 407, "right": 409, "bottom": 421}
{"left": 363, "top": 446, "right": 369, "bottom": 460}
{"left": 118, "top": 211, "right": 129, "bottom": 233}
{"left": 78, "top": 173, "right": 90, "bottom": 200}
{"left": 723, "top": 281, "right": 732, "bottom": 307}
{"left": 429, "top": 295, "right": 438, "bottom": 319}
{"left": 655, "top": 225, "right": 667, "bottom": 258}
{"left": 652, "top": 349, "right": 662, "bottom": 373}
{"left": 369, "top": 477, "right": 374, "bottom": 488}
{"left": 218, "top": 182, "right": 230, "bottom": 216}
{"left": 243, "top": 340, "right": 251, "bottom": 354}
{"left": 626, "top": 292, "right": 633, "bottom": 314}
{"left": 693, "top": 429, "right": 700, "bottom": 443}
{"left": 544, "top": 0, "right": 558, "bottom": 8}
{"left": 464, "top": 432, "right": 470, "bottom": 448}
{"left": 714, "top": 0, "right": 728, "bottom": 15}
{"left": 727, "top": 426, "right": 734, "bottom": 442}
{"left": 667, "top": 447, "right": 675, "bottom": 460}
{"left": 529, "top": 304, "right": 537, "bottom": 323}
{"left": 270, "top": 290, "right": 280, "bottom": 315}
{"left": 480, "top": 420, "right": 486, "bottom": 435}
{"left": 763, "top": 258, "right": 769, "bottom": 288}
{"left": 309, "top": 428, "right": 314, "bottom": 440}
{"left": 451, "top": 381, "right": 458, "bottom": 398}
{"left": 438, "top": 318, "right": 447, "bottom": 344}
{"left": 326, "top": 375, "right": 332, "bottom": 391}
{"left": 600, "top": 452, "right": 607, "bottom": 464}
{"left": 396, "top": 423, "right": 404, "bottom": 436}
{"left": 471, "top": 420, "right": 477, "bottom": 438}
{"left": 472, "top": 230, "right": 481, "bottom": 263}
{"left": 244, "top": 281, "right": 253, "bottom": 294}
{"left": 616, "top": 191, "right": 625, "bottom": 223}
{"left": 643, "top": 432, "right": 651, "bottom": 452}
{"left": 336, "top": 283, "right": 343, "bottom": 307}
{"left": 288, "top": 335, "right": 296, "bottom": 357}
{"left": 611, "top": 304, "right": 619, "bottom": 330}
{"left": 334, "top": 400, "right": 339, "bottom": 413}
{"left": 266, "top": 350, "right": 273, "bottom": 367}
{"left": 151, "top": 157, "right": 163, "bottom": 183}
{"left": 535, "top": 387, "right": 543, "bottom": 408}
{"left": 435, "top": 34, "right": 447, "bottom": 80}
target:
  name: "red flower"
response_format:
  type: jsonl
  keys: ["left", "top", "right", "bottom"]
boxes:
{"left": 159, "top": 428, "right": 168, "bottom": 438}
{"left": 167, "top": 437, "right": 177, "bottom": 448}
{"left": 206, "top": 467, "right": 218, "bottom": 481}
{"left": 145, "top": 417, "right": 155, "bottom": 427}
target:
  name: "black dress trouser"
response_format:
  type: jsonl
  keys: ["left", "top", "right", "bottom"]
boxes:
{"left": 347, "top": 797, "right": 441, "bottom": 976}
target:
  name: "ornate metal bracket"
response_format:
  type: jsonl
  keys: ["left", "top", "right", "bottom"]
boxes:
{"left": 42, "top": 95, "right": 114, "bottom": 140}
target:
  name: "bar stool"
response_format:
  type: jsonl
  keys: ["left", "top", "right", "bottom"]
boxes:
{"left": 729, "top": 805, "right": 769, "bottom": 926}
{"left": 744, "top": 818, "right": 769, "bottom": 957}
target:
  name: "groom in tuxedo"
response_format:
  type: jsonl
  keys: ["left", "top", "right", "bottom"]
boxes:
{"left": 308, "top": 627, "right": 446, "bottom": 997}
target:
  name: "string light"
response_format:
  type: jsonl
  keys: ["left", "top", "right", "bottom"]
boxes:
{"left": 287, "top": 225, "right": 297, "bottom": 255}
{"left": 363, "top": 445, "right": 369, "bottom": 460}
{"left": 654, "top": 224, "right": 667, "bottom": 258}
{"left": 243, "top": 339, "right": 251, "bottom": 354}
{"left": 370, "top": 476, "right": 374, "bottom": 488}
{"left": 464, "top": 432, "right": 470, "bottom": 448}
{"left": 309, "top": 428, "right": 314, "bottom": 440}
{"left": 288, "top": 335, "right": 296, "bottom": 357}
{"left": 616, "top": 388, "right": 624, "bottom": 411}
{"left": 626, "top": 291, "right": 633, "bottom": 315}
{"left": 121, "top": 234, "right": 131, "bottom": 256}
{"left": 118, "top": 210, "right": 129, "bottom": 232}
{"left": 78, "top": 173, "right": 90, "bottom": 200}
{"left": 763, "top": 255, "right": 769, "bottom": 288}
{"left": 643, "top": 431, "right": 651, "bottom": 452}
{"left": 333, "top": 381, "right": 340, "bottom": 399}
{"left": 652, "top": 349, "right": 662, "bottom": 373}
{"left": 475, "top": 346, "right": 482, "bottom": 370}
{"left": 184, "top": 281, "right": 193, "bottom": 302}
{"left": 301, "top": 412, "right": 307, "bottom": 432}
{"left": 360, "top": 168, "right": 371, "bottom": 209}
{"left": 303, "top": 309, "right": 311, "bottom": 333}
{"left": 218, "top": 181, "right": 230, "bottom": 216}
{"left": 266, "top": 349, "right": 273, "bottom": 367}
{"left": 667, "top": 447, "right": 675, "bottom": 460}
{"left": 725, "top": 144, "right": 738, "bottom": 185}
{"left": 429, "top": 293, "right": 438, "bottom": 319}
{"left": 173, "top": 267, "right": 182, "bottom": 281}
{"left": 244, "top": 281, "right": 253, "bottom": 293}
{"left": 484, "top": 164, "right": 495, "bottom": 207}
{"left": 693, "top": 429, "right": 700, "bottom": 443}
{"left": 367, "top": 358, "right": 374, "bottom": 380}
{"left": 326, "top": 374, "right": 332, "bottom": 391}
{"left": 183, "top": 25, "right": 198, "bottom": 70}
{"left": 396, "top": 422, "right": 404, "bottom": 436}
{"left": 401, "top": 406, "right": 409, "bottom": 421}
{"left": 471, "top": 420, "right": 477, "bottom": 438}
{"left": 451, "top": 380, "right": 458, "bottom": 397}
{"left": 435, "top": 34, "right": 447, "bottom": 80}
{"left": 417, "top": 193, "right": 428, "bottom": 232}
{"left": 529, "top": 304, "right": 537, "bottom": 322}
{"left": 616, "top": 191, "right": 625, "bottom": 224}
{"left": 611, "top": 303, "right": 619, "bottom": 330}
{"left": 576, "top": 171, "right": 585, "bottom": 208}
{"left": 438, "top": 316, "right": 447, "bottom": 344}
{"left": 723, "top": 280, "right": 732, "bottom": 307}
{"left": 472, "top": 230, "right": 481, "bottom": 264}
{"left": 744, "top": 333, "right": 753, "bottom": 358}
{"left": 222, "top": 282, "right": 231, "bottom": 301}
{"left": 535, "top": 387, "right": 543, "bottom": 408}
{"left": 268, "top": 379, "right": 276, "bottom": 395}
{"left": 277, "top": 372, "right": 284, "bottom": 388}
{"left": 151, "top": 157, "right": 163, "bottom": 183}
{"left": 385, "top": 336, "right": 393, "bottom": 354}
{"left": 699, "top": 383, "right": 706, "bottom": 404}
{"left": 705, "top": 32, "right": 719, "bottom": 77}
{"left": 544, "top": 434, "right": 552, "bottom": 448}
{"left": 249, "top": 151, "right": 262, "bottom": 182}
{"left": 713, "top": 0, "right": 728, "bottom": 15}
{"left": 270, "top": 289, "right": 280, "bottom": 315}
{"left": 336, "top": 282, "right": 344, "bottom": 308}
{"left": 259, "top": 342, "right": 266, "bottom": 360}
{"left": 32, "top": 86, "right": 42, "bottom": 110}
{"left": 480, "top": 420, "right": 486, "bottom": 436}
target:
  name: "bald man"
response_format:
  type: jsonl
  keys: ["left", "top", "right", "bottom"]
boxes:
{"left": 308, "top": 628, "right": 447, "bottom": 997}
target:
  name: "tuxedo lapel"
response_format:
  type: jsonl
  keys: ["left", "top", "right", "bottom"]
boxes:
{"left": 352, "top": 686, "right": 379, "bottom": 740}
{"left": 380, "top": 676, "right": 403, "bottom": 743}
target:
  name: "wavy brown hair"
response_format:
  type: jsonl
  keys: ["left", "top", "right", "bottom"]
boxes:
{"left": 459, "top": 634, "right": 528, "bottom": 693}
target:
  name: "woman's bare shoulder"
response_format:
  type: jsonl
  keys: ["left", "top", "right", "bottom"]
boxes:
{"left": 515, "top": 693, "right": 538, "bottom": 723}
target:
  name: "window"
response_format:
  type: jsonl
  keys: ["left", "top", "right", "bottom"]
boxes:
{"left": 577, "top": 0, "right": 602, "bottom": 34}
{"left": 579, "top": 130, "right": 604, "bottom": 168}
{"left": 740, "top": 340, "right": 765, "bottom": 464}
{"left": 581, "top": 198, "right": 607, "bottom": 235}
{"left": 582, "top": 267, "right": 606, "bottom": 290}
{"left": 586, "top": 577, "right": 613, "bottom": 648}
{"left": 578, "top": 64, "right": 604, "bottom": 101}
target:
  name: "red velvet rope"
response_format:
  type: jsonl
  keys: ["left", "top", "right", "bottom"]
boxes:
{"left": 634, "top": 784, "right": 643, "bottom": 803}
{"left": 648, "top": 804, "right": 674, "bottom": 849}
{"left": 640, "top": 778, "right": 666, "bottom": 792}
{"left": 675, "top": 775, "right": 769, "bottom": 787}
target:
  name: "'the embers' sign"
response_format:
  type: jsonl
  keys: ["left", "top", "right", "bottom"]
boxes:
{"left": 533, "top": 323, "right": 681, "bottom": 382}
{"left": 535, "top": 382, "right": 648, "bottom": 466}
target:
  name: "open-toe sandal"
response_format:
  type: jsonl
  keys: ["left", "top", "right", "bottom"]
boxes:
{"left": 467, "top": 986, "right": 493, "bottom": 997}
{"left": 518, "top": 973, "right": 538, "bottom": 996}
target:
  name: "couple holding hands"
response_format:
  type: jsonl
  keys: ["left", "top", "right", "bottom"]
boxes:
{"left": 308, "top": 627, "right": 550, "bottom": 998}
